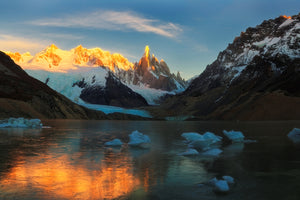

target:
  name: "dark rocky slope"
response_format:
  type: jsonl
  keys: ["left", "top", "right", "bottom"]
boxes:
{"left": 153, "top": 14, "right": 300, "bottom": 120}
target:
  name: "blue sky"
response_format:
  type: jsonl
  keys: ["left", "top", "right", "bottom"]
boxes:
{"left": 0, "top": 0, "right": 299, "bottom": 79}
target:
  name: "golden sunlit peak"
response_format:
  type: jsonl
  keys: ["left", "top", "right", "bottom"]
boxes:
{"left": 282, "top": 15, "right": 292, "bottom": 19}
{"left": 144, "top": 45, "right": 150, "bottom": 58}
{"left": 47, "top": 44, "right": 58, "bottom": 50}
{"left": 75, "top": 44, "right": 84, "bottom": 49}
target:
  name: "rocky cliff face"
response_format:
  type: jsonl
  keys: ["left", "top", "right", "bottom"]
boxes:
{"left": 133, "top": 45, "right": 186, "bottom": 91}
{"left": 156, "top": 14, "right": 300, "bottom": 120}
{"left": 79, "top": 72, "right": 148, "bottom": 108}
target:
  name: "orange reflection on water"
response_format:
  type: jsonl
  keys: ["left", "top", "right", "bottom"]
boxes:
{"left": 0, "top": 153, "right": 141, "bottom": 199}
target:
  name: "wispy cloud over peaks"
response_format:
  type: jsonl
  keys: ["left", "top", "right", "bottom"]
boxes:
{"left": 0, "top": 34, "right": 48, "bottom": 54}
{"left": 29, "top": 10, "right": 182, "bottom": 38}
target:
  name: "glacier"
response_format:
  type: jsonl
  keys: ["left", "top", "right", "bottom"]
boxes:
{"left": 79, "top": 103, "right": 152, "bottom": 118}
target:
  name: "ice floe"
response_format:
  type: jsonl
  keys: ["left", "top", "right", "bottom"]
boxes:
{"left": 202, "top": 148, "right": 223, "bottom": 156}
{"left": 287, "top": 128, "right": 300, "bottom": 143}
{"left": 208, "top": 176, "right": 235, "bottom": 194}
{"left": 128, "top": 130, "right": 151, "bottom": 147}
{"left": 223, "top": 130, "right": 245, "bottom": 143}
{"left": 182, "top": 132, "right": 222, "bottom": 150}
{"left": 104, "top": 139, "right": 123, "bottom": 146}
{"left": 214, "top": 180, "right": 230, "bottom": 193}
{"left": 0, "top": 118, "right": 42, "bottom": 128}
{"left": 178, "top": 148, "right": 199, "bottom": 156}
{"left": 222, "top": 176, "right": 235, "bottom": 184}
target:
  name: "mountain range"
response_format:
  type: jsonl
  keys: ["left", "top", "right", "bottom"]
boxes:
{"left": 6, "top": 45, "right": 186, "bottom": 107}
{"left": 2, "top": 13, "right": 300, "bottom": 120}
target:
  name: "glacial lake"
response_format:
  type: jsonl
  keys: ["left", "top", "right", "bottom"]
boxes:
{"left": 0, "top": 120, "right": 300, "bottom": 200}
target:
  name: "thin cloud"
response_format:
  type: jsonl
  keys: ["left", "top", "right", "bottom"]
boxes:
{"left": 29, "top": 10, "right": 183, "bottom": 38}
{"left": 193, "top": 44, "right": 209, "bottom": 52}
{"left": 0, "top": 34, "right": 48, "bottom": 53}
{"left": 40, "top": 33, "right": 84, "bottom": 40}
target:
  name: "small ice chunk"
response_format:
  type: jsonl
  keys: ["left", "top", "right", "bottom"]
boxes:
{"left": 202, "top": 148, "right": 223, "bottom": 156}
{"left": 203, "top": 132, "right": 222, "bottom": 143}
{"left": 214, "top": 180, "right": 230, "bottom": 193}
{"left": 208, "top": 177, "right": 218, "bottom": 186}
{"left": 104, "top": 139, "right": 123, "bottom": 146}
{"left": 287, "top": 128, "right": 300, "bottom": 143}
{"left": 181, "top": 132, "right": 203, "bottom": 141}
{"left": 223, "top": 130, "right": 245, "bottom": 142}
{"left": 128, "top": 130, "right": 151, "bottom": 147}
{"left": 0, "top": 118, "right": 42, "bottom": 128}
{"left": 182, "top": 132, "right": 222, "bottom": 150}
{"left": 178, "top": 148, "right": 199, "bottom": 156}
{"left": 222, "top": 176, "right": 235, "bottom": 184}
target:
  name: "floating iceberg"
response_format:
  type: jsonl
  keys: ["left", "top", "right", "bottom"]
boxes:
{"left": 222, "top": 176, "right": 235, "bottom": 184}
{"left": 182, "top": 132, "right": 222, "bottom": 150}
{"left": 104, "top": 139, "right": 123, "bottom": 146}
{"left": 214, "top": 180, "right": 230, "bottom": 193}
{"left": 0, "top": 118, "right": 42, "bottom": 128}
{"left": 128, "top": 130, "right": 151, "bottom": 147}
{"left": 209, "top": 176, "right": 234, "bottom": 194}
{"left": 202, "top": 148, "right": 223, "bottom": 156}
{"left": 178, "top": 148, "right": 199, "bottom": 156}
{"left": 287, "top": 128, "right": 300, "bottom": 143}
{"left": 181, "top": 132, "right": 203, "bottom": 141}
{"left": 223, "top": 130, "right": 245, "bottom": 143}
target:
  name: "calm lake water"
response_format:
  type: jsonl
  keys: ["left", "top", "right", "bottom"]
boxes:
{"left": 0, "top": 120, "right": 300, "bottom": 200}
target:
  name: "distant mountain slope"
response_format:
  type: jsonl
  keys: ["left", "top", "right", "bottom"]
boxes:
{"left": 0, "top": 51, "right": 149, "bottom": 120}
{"left": 155, "top": 14, "right": 300, "bottom": 120}
{"left": 6, "top": 45, "right": 187, "bottom": 106}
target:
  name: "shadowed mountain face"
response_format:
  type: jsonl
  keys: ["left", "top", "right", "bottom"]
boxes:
{"left": 79, "top": 72, "right": 148, "bottom": 108}
{"left": 155, "top": 14, "right": 300, "bottom": 120}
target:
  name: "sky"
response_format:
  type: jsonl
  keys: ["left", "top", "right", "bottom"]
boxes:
{"left": 0, "top": 0, "right": 299, "bottom": 79}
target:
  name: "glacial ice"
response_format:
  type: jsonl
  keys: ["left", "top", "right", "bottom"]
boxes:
{"left": 222, "top": 176, "right": 235, "bottom": 184}
{"left": 214, "top": 180, "right": 230, "bottom": 193}
{"left": 104, "top": 139, "right": 123, "bottom": 146}
{"left": 178, "top": 148, "right": 199, "bottom": 156}
{"left": 181, "top": 132, "right": 203, "bottom": 141}
{"left": 202, "top": 148, "right": 223, "bottom": 156}
{"left": 223, "top": 130, "right": 245, "bottom": 143}
{"left": 0, "top": 118, "right": 42, "bottom": 128}
{"left": 287, "top": 128, "right": 300, "bottom": 143}
{"left": 80, "top": 103, "right": 152, "bottom": 118}
{"left": 209, "top": 176, "right": 234, "bottom": 193}
{"left": 128, "top": 130, "right": 151, "bottom": 147}
{"left": 181, "top": 132, "right": 222, "bottom": 150}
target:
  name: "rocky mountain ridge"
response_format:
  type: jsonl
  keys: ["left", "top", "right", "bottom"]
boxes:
{"left": 6, "top": 45, "right": 186, "bottom": 107}
{"left": 154, "top": 14, "right": 300, "bottom": 120}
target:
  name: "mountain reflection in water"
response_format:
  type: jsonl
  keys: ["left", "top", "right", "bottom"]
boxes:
{"left": 0, "top": 126, "right": 152, "bottom": 200}
{"left": 1, "top": 150, "right": 145, "bottom": 199}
